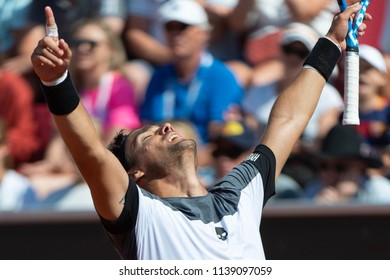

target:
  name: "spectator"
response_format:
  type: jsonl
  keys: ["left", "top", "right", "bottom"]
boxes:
{"left": 140, "top": 0, "right": 244, "bottom": 144}
{"left": 354, "top": 45, "right": 390, "bottom": 152}
{"left": 29, "top": 0, "right": 126, "bottom": 42}
{"left": 210, "top": 120, "right": 257, "bottom": 186}
{"left": 18, "top": 130, "right": 94, "bottom": 211}
{"left": 0, "top": 0, "right": 33, "bottom": 74}
{"left": 355, "top": 0, "right": 390, "bottom": 53}
{"left": 26, "top": 0, "right": 127, "bottom": 94}
{"left": 302, "top": 124, "right": 390, "bottom": 204}
{"left": 384, "top": 53, "right": 390, "bottom": 101}
{"left": 124, "top": 0, "right": 176, "bottom": 65}
{"left": 211, "top": 120, "right": 302, "bottom": 198}
{"left": 380, "top": 2, "right": 390, "bottom": 54}
{"left": 69, "top": 18, "right": 141, "bottom": 144}
{"left": 200, "top": 0, "right": 245, "bottom": 61}
{"left": 0, "top": 117, "right": 37, "bottom": 212}
{"left": 122, "top": 0, "right": 176, "bottom": 104}
{"left": 243, "top": 23, "right": 343, "bottom": 153}
{"left": 242, "top": 23, "right": 343, "bottom": 189}
{"left": 1, "top": 0, "right": 127, "bottom": 164}
{"left": 243, "top": 0, "right": 339, "bottom": 86}
{"left": 0, "top": 70, "right": 40, "bottom": 167}
{"left": 2, "top": 0, "right": 125, "bottom": 76}
{"left": 198, "top": 0, "right": 253, "bottom": 88}
{"left": 123, "top": 0, "right": 250, "bottom": 103}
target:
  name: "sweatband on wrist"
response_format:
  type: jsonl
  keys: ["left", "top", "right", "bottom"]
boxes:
{"left": 40, "top": 72, "right": 80, "bottom": 115}
{"left": 303, "top": 37, "right": 341, "bottom": 81}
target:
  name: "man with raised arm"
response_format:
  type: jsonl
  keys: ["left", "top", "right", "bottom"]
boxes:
{"left": 31, "top": 4, "right": 369, "bottom": 259}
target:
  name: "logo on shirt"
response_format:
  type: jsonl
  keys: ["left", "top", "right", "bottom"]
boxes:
{"left": 215, "top": 227, "right": 228, "bottom": 241}
{"left": 247, "top": 153, "right": 260, "bottom": 162}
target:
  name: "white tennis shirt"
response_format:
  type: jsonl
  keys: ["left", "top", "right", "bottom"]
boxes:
{"left": 101, "top": 145, "right": 276, "bottom": 260}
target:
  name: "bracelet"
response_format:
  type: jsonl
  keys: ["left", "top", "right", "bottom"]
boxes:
{"left": 303, "top": 37, "right": 341, "bottom": 81}
{"left": 40, "top": 72, "right": 80, "bottom": 115}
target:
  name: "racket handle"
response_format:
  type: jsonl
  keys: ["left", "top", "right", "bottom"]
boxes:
{"left": 342, "top": 51, "right": 360, "bottom": 125}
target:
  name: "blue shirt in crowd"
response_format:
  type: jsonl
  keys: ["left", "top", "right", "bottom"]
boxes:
{"left": 141, "top": 52, "right": 243, "bottom": 143}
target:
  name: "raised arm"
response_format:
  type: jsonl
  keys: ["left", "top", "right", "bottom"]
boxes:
{"left": 124, "top": 15, "right": 172, "bottom": 65}
{"left": 260, "top": 2, "right": 370, "bottom": 179}
{"left": 31, "top": 7, "right": 129, "bottom": 221}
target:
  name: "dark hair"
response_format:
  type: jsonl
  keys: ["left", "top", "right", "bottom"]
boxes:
{"left": 107, "top": 130, "right": 131, "bottom": 171}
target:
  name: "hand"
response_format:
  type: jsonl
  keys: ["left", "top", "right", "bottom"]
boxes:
{"left": 30, "top": 6, "right": 72, "bottom": 82}
{"left": 326, "top": 2, "right": 372, "bottom": 51}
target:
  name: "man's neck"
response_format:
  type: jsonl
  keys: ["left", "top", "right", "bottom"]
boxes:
{"left": 143, "top": 170, "right": 207, "bottom": 198}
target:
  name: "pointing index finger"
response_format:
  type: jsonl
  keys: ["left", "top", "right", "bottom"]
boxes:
{"left": 45, "top": 6, "right": 58, "bottom": 42}
{"left": 45, "top": 6, "right": 56, "bottom": 28}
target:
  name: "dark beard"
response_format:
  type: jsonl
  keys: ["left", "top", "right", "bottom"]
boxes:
{"left": 144, "top": 139, "right": 198, "bottom": 175}
{"left": 167, "top": 139, "right": 198, "bottom": 166}
{"left": 168, "top": 138, "right": 197, "bottom": 156}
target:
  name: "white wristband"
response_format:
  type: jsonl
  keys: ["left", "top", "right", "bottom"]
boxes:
{"left": 41, "top": 70, "right": 68, "bottom": 86}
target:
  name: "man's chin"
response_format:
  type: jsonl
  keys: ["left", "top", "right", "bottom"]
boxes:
{"left": 169, "top": 139, "right": 197, "bottom": 155}
{"left": 179, "top": 138, "right": 197, "bottom": 151}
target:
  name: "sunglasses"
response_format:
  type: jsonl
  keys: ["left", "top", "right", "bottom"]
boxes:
{"left": 164, "top": 22, "right": 190, "bottom": 32}
{"left": 282, "top": 44, "right": 310, "bottom": 59}
{"left": 69, "top": 39, "right": 102, "bottom": 51}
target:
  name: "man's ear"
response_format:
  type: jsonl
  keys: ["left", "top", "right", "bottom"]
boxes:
{"left": 128, "top": 169, "right": 145, "bottom": 183}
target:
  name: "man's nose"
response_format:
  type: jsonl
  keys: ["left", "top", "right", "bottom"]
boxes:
{"left": 160, "top": 123, "right": 174, "bottom": 134}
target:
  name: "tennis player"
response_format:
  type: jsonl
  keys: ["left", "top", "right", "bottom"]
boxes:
{"left": 31, "top": 3, "right": 369, "bottom": 259}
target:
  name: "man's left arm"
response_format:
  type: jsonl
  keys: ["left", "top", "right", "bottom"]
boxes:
{"left": 261, "top": 3, "right": 369, "bottom": 180}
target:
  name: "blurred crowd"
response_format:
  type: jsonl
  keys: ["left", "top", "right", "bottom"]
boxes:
{"left": 1, "top": 0, "right": 390, "bottom": 212}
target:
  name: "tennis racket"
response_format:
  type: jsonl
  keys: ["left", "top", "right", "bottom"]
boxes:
{"left": 337, "top": 0, "right": 370, "bottom": 125}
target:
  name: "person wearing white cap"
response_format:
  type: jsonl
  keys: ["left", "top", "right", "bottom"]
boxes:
{"left": 140, "top": 0, "right": 244, "bottom": 144}
{"left": 124, "top": 0, "right": 207, "bottom": 66}
{"left": 158, "top": 0, "right": 211, "bottom": 30}
{"left": 355, "top": 44, "right": 390, "bottom": 152}
{"left": 243, "top": 22, "right": 344, "bottom": 155}
{"left": 360, "top": 44, "right": 388, "bottom": 74}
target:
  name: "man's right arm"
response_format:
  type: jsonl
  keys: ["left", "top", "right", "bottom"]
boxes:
{"left": 48, "top": 81, "right": 129, "bottom": 221}
{"left": 31, "top": 7, "right": 129, "bottom": 221}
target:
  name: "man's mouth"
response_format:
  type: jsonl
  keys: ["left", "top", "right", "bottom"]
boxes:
{"left": 166, "top": 132, "right": 181, "bottom": 142}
